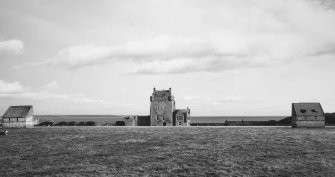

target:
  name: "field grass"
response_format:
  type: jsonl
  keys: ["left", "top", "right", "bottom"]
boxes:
{"left": 1, "top": 127, "right": 335, "bottom": 177}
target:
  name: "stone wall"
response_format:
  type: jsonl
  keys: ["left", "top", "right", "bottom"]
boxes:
{"left": 137, "top": 116, "right": 150, "bottom": 126}
{"left": 292, "top": 115, "right": 325, "bottom": 128}
{"left": 124, "top": 116, "right": 136, "bottom": 126}
{"left": 3, "top": 121, "right": 27, "bottom": 128}
{"left": 292, "top": 120, "right": 325, "bottom": 128}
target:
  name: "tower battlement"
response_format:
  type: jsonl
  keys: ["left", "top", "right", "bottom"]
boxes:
{"left": 150, "top": 88, "right": 174, "bottom": 102}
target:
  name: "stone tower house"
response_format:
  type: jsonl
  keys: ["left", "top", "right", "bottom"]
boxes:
{"left": 150, "top": 88, "right": 175, "bottom": 126}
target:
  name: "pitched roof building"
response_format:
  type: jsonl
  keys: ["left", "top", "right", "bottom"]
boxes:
{"left": 2, "top": 105, "right": 39, "bottom": 128}
{"left": 292, "top": 103, "right": 325, "bottom": 128}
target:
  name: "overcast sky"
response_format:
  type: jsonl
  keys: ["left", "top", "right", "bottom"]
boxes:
{"left": 1, "top": 0, "right": 335, "bottom": 116}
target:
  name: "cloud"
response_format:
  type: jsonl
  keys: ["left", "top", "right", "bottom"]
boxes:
{"left": 0, "top": 91, "right": 100, "bottom": 103}
{"left": 0, "top": 80, "right": 101, "bottom": 104}
{"left": 55, "top": 34, "right": 275, "bottom": 72}
{"left": 41, "top": 81, "right": 59, "bottom": 90}
{"left": 55, "top": 35, "right": 222, "bottom": 66}
{"left": 183, "top": 95, "right": 244, "bottom": 106}
{"left": 53, "top": 0, "right": 335, "bottom": 74}
{"left": 311, "top": 44, "right": 335, "bottom": 56}
{"left": 132, "top": 56, "right": 270, "bottom": 74}
{"left": 0, "top": 80, "right": 24, "bottom": 93}
{"left": 0, "top": 39, "right": 24, "bottom": 55}
{"left": 318, "top": 0, "right": 335, "bottom": 9}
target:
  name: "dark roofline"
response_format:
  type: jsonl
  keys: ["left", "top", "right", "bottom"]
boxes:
{"left": 10, "top": 105, "right": 33, "bottom": 107}
{"left": 292, "top": 102, "right": 324, "bottom": 116}
{"left": 2, "top": 105, "right": 33, "bottom": 118}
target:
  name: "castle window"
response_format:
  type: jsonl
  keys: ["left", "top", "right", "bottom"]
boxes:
{"left": 163, "top": 116, "right": 165, "bottom": 120}
{"left": 300, "top": 109, "right": 306, "bottom": 113}
{"left": 177, "top": 115, "right": 183, "bottom": 121}
{"left": 156, "top": 116, "right": 159, "bottom": 121}
{"left": 311, "top": 109, "right": 317, "bottom": 113}
{"left": 178, "top": 122, "right": 182, "bottom": 125}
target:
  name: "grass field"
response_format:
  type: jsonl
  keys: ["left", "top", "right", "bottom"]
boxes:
{"left": 1, "top": 127, "right": 335, "bottom": 177}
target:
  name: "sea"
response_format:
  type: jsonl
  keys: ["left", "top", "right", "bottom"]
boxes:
{"left": 35, "top": 115, "right": 288, "bottom": 124}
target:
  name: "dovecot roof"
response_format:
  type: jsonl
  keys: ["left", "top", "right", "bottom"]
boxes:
{"left": 2, "top": 105, "right": 33, "bottom": 118}
{"left": 292, "top": 103, "right": 324, "bottom": 116}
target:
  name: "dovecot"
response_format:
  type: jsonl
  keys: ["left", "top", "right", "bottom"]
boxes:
{"left": 1, "top": 105, "right": 39, "bottom": 128}
{"left": 292, "top": 103, "right": 325, "bottom": 128}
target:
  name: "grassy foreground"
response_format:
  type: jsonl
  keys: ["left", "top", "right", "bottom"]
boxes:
{"left": 1, "top": 127, "right": 335, "bottom": 177}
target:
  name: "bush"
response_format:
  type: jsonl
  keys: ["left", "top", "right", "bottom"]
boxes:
{"left": 326, "top": 113, "right": 335, "bottom": 125}
{"left": 68, "top": 121, "right": 76, "bottom": 126}
{"left": 223, "top": 120, "right": 229, "bottom": 126}
{"left": 267, "top": 120, "right": 277, "bottom": 125}
{"left": 77, "top": 121, "right": 86, "bottom": 126}
{"left": 85, "top": 121, "right": 96, "bottom": 126}
{"left": 276, "top": 117, "right": 292, "bottom": 125}
{"left": 37, "top": 121, "right": 54, "bottom": 126}
{"left": 54, "top": 121, "right": 69, "bottom": 126}
{"left": 115, "top": 121, "right": 125, "bottom": 126}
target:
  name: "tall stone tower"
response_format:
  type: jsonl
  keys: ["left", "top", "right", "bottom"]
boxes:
{"left": 150, "top": 88, "right": 175, "bottom": 126}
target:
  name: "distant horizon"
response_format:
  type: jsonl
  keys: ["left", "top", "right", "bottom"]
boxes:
{"left": 33, "top": 114, "right": 290, "bottom": 117}
{"left": 33, "top": 115, "right": 289, "bottom": 123}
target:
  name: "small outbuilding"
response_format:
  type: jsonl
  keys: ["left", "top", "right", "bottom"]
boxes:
{"left": 292, "top": 103, "right": 325, "bottom": 128}
{"left": 1, "top": 105, "right": 39, "bottom": 128}
{"left": 173, "top": 108, "right": 191, "bottom": 126}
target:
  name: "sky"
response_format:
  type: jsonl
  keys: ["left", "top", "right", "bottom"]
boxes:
{"left": 1, "top": 0, "right": 335, "bottom": 116}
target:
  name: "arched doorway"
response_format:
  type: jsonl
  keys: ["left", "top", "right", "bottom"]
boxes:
{"left": 163, "top": 122, "right": 167, "bottom": 126}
